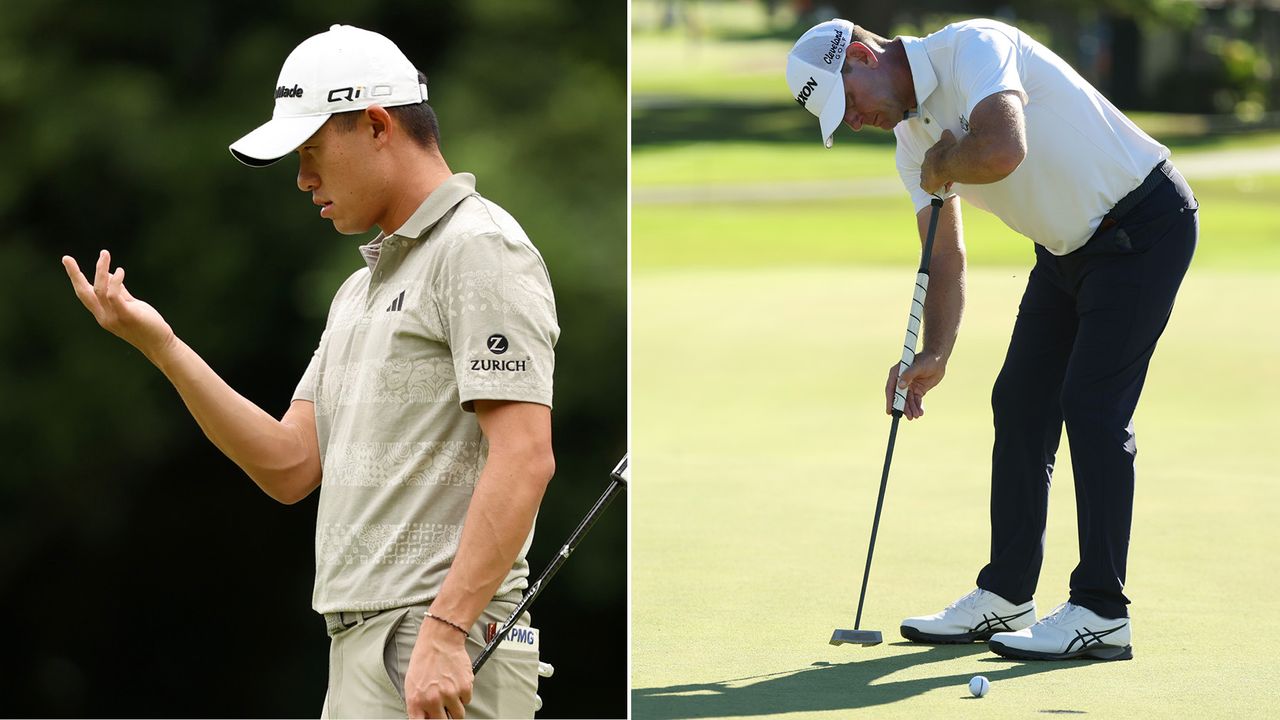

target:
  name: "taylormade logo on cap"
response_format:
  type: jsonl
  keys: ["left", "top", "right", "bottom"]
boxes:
{"left": 230, "top": 24, "right": 430, "bottom": 167}
{"left": 786, "top": 19, "right": 855, "bottom": 148}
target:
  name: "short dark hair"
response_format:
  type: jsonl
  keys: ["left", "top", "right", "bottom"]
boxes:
{"left": 330, "top": 71, "right": 440, "bottom": 149}
{"left": 842, "top": 25, "right": 892, "bottom": 74}
{"left": 850, "top": 25, "right": 890, "bottom": 51}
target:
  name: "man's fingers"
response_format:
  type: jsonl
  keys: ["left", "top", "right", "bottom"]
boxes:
{"left": 884, "top": 370, "right": 895, "bottom": 414}
{"left": 93, "top": 249, "right": 111, "bottom": 298}
{"left": 897, "top": 364, "right": 916, "bottom": 388}
{"left": 885, "top": 364, "right": 903, "bottom": 415}
{"left": 118, "top": 273, "right": 136, "bottom": 301}
{"left": 62, "top": 256, "right": 102, "bottom": 313}
{"left": 107, "top": 266, "right": 126, "bottom": 302}
{"left": 444, "top": 694, "right": 466, "bottom": 719}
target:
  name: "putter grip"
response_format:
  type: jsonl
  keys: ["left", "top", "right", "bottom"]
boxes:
{"left": 893, "top": 273, "right": 929, "bottom": 413}
{"left": 892, "top": 197, "right": 944, "bottom": 415}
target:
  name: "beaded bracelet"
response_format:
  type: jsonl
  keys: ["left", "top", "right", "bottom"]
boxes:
{"left": 424, "top": 611, "right": 469, "bottom": 637}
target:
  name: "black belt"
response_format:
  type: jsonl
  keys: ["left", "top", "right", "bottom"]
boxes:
{"left": 1097, "top": 159, "right": 1184, "bottom": 232}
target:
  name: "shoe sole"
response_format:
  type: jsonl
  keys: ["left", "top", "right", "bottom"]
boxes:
{"left": 988, "top": 638, "right": 1133, "bottom": 661}
{"left": 899, "top": 625, "right": 1000, "bottom": 644}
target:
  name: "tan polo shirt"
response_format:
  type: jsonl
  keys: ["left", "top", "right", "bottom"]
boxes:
{"left": 294, "top": 173, "right": 559, "bottom": 614}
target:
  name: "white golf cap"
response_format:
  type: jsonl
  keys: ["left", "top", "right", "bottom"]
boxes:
{"left": 229, "top": 24, "right": 429, "bottom": 167}
{"left": 786, "top": 19, "right": 854, "bottom": 148}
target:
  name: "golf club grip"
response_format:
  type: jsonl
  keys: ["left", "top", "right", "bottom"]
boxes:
{"left": 892, "top": 197, "right": 945, "bottom": 415}
{"left": 471, "top": 462, "right": 628, "bottom": 675}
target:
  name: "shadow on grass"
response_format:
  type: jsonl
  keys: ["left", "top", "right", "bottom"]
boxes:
{"left": 632, "top": 642, "right": 1085, "bottom": 718}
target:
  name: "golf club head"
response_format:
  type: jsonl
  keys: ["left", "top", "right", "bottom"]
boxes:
{"left": 830, "top": 628, "right": 883, "bottom": 646}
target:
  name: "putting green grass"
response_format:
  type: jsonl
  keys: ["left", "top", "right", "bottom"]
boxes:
{"left": 631, "top": 266, "right": 1280, "bottom": 718}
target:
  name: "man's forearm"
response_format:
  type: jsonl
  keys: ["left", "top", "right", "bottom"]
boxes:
{"left": 918, "top": 198, "right": 967, "bottom": 363}
{"left": 938, "top": 130, "right": 1021, "bottom": 185}
{"left": 922, "top": 250, "right": 966, "bottom": 362}
{"left": 426, "top": 444, "right": 554, "bottom": 629}
{"left": 938, "top": 91, "right": 1027, "bottom": 186}
{"left": 151, "top": 337, "right": 320, "bottom": 503}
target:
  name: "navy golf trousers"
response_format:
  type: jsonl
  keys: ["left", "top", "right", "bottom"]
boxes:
{"left": 975, "top": 161, "right": 1198, "bottom": 620}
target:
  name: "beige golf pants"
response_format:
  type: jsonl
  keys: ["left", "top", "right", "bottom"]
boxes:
{"left": 320, "top": 601, "right": 540, "bottom": 719}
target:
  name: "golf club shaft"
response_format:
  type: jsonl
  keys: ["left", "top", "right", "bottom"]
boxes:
{"left": 852, "top": 196, "right": 944, "bottom": 629}
{"left": 853, "top": 413, "right": 901, "bottom": 629}
{"left": 472, "top": 454, "right": 630, "bottom": 675}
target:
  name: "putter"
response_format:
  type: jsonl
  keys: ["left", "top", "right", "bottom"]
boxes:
{"left": 831, "top": 196, "right": 945, "bottom": 647}
{"left": 472, "top": 453, "right": 629, "bottom": 674}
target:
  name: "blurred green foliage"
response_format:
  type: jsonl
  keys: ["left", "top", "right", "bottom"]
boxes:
{"left": 0, "top": 0, "right": 625, "bottom": 717}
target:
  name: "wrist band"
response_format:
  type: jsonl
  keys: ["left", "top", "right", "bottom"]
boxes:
{"left": 425, "top": 611, "right": 469, "bottom": 637}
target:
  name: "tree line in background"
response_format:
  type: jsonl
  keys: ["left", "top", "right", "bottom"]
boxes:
{"left": 776, "top": 0, "right": 1278, "bottom": 119}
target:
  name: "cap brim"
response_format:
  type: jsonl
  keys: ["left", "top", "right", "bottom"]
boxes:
{"left": 229, "top": 113, "right": 331, "bottom": 167}
{"left": 817, "top": 82, "right": 846, "bottom": 149}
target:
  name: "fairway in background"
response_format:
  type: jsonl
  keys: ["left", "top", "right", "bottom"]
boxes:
{"left": 632, "top": 1, "right": 1280, "bottom": 718}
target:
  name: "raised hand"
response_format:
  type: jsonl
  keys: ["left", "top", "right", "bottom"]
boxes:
{"left": 62, "top": 250, "right": 176, "bottom": 362}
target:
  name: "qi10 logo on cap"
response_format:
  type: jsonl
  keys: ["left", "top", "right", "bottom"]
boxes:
{"left": 328, "top": 86, "right": 365, "bottom": 102}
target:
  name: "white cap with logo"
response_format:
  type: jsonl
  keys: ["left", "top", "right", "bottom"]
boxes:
{"left": 230, "top": 24, "right": 428, "bottom": 167}
{"left": 786, "top": 19, "right": 854, "bottom": 149}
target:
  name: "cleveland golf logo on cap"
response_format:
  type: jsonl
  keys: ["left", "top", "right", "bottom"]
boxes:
{"left": 823, "top": 27, "right": 846, "bottom": 64}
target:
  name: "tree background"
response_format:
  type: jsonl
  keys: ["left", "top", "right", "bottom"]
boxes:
{"left": 0, "top": 0, "right": 627, "bottom": 717}
{"left": 799, "top": 0, "right": 1278, "bottom": 117}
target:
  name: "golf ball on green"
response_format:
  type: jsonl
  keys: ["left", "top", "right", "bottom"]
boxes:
{"left": 969, "top": 675, "right": 990, "bottom": 697}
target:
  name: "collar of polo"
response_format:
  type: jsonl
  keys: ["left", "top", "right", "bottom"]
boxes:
{"left": 900, "top": 36, "right": 938, "bottom": 119}
{"left": 390, "top": 172, "right": 478, "bottom": 240}
{"left": 357, "top": 173, "right": 478, "bottom": 271}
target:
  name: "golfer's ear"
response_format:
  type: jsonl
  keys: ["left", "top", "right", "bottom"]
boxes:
{"left": 847, "top": 42, "right": 877, "bottom": 68}
{"left": 366, "top": 105, "right": 393, "bottom": 143}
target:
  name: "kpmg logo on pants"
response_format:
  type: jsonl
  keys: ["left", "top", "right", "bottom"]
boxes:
{"left": 507, "top": 627, "right": 537, "bottom": 645}
{"left": 486, "top": 623, "right": 541, "bottom": 651}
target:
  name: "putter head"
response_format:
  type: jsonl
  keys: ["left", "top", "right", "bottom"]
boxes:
{"left": 830, "top": 628, "right": 883, "bottom": 646}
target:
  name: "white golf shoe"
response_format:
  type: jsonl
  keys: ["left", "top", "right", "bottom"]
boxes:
{"left": 900, "top": 588, "right": 1036, "bottom": 644}
{"left": 988, "top": 602, "right": 1133, "bottom": 661}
